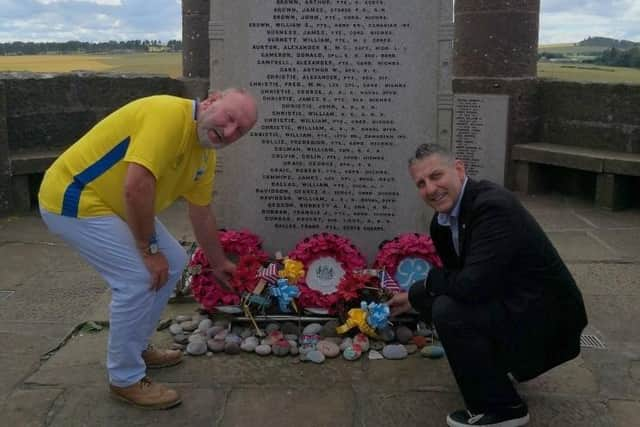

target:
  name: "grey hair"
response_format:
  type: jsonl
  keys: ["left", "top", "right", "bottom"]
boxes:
{"left": 408, "top": 143, "right": 455, "bottom": 166}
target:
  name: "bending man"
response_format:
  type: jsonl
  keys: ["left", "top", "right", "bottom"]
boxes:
{"left": 38, "top": 89, "right": 258, "bottom": 409}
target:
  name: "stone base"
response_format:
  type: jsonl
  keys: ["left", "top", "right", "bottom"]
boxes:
{"left": 596, "top": 173, "right": 634, "bottom": 211}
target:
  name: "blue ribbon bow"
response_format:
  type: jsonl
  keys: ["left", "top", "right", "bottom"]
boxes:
{"left": 270, "top": 278, "right": 300, "bottom": 312}
{"left": 361, "top": 301, "right": 390, "bottom": 329}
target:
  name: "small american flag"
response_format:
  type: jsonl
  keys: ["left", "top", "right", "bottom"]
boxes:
{"left": 379, "top": 270, "right": 401, "bottom": 293}
{"left": 256, "top": 263, "right": 279, "bottom": 284}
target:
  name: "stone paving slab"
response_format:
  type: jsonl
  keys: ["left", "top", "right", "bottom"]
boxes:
{"left": 547, "top": 230, "right": 619, "bottom": 262}
{"left": 590, "top": 228, "right": 640, "bottom": 261}
{"left": 222, "top": 387, "right": 354, "bottom": 427}
{"left": 0, "top": 387, "right": 64, "bottom": 427}
{"left": 570, "top": 264, "right": 640, "bottom": 296}
{"left": 47, "top": 386, "right": 226, "bottom": 427}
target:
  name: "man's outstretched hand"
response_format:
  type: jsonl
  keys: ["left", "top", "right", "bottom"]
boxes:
{"left": 387, "top": 292, "right": 413, "bottom": 317}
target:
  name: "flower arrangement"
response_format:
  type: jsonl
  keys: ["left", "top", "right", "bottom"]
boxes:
{"left": 189, "top": 230, "right": 268, "bottom": 312}
{"left": 287, "top": 233, "right": 367, "bottom": 313}
{"left": 373, "top": 233, "right": 443, "bottom": 275}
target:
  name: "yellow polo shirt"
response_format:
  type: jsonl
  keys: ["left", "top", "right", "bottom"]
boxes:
{"left": 38, "top": 95, "right": 216, "bottom": 218}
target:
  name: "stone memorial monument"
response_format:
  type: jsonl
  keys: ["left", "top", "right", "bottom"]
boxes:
{"left": 208, "top": 0, "right": 454, "bottom": 261}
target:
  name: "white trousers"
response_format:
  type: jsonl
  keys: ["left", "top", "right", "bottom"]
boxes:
{"left": 40, "top": 208, "right": 188, "bottom": 387}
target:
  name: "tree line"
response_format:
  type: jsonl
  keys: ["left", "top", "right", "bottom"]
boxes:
{"left": 594, "top": 47, "right": 640, "bottom": 68}
{"left": 0, "top": 40, "right": 182, "bottom": 55}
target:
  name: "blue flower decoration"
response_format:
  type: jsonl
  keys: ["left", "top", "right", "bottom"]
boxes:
{"left": 269, "top": 278, "right": 300, "bottom": 312}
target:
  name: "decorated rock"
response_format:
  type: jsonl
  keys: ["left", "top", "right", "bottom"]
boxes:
{"left": 410, "top": 335, "right": 429, "bottom": 348}
{"left": 395, "top": 325, "right": 413, "bottom": 344}
{"left": 368, "top": 349, "right": 384, "bottom": 360}
{"left": 342, "top": 344, "right": 362, "bottom": 361}
{"left": 198, "top": 318, "right": 213, "bottom": 332}
{"left": 187, "top": 341, "right": 207, "bottom": 356}
{"left": 173, "top": 334, "right": 188, "bottom": 345}
{"left": 272, "top": 339, "right": 291, "bottom": 357}
{"left": 339, "top": 337, "right": 353, "bottom": 351}
{"left": 224, "top": 334, "right": 242, "bottom": 345}
{"left": 241, "top": 336, "right": 259, "bottom": 352}
{"left": 188, "top": 334, "right": 205, "bottom": 344}
{"left": 421, "top": 345, "right": 445, "bottom": 359}
{"left": 382, "top": 344, "right": 408, "bottom": 360}
{"left": 207, "top": 339, "right": 225, "bottom": 353}
{"left": 255, "top": 344, "right": 272, "bottom": 356}
{"left": 316, "top": 340, "right": 340, "bottom": 358}
{"left": 181, "top": 321, "right": 198, "bottom": 332}
{"left": 353, "top": 333, "right": 370, "bottom": 352}
{"left": 207, "top": 325, "right": 226, "bottom": 338}
{"left": 320, "top": 320, "right": 341, "bottom": 337}
{"left": 405, "top": 344, "right": 418, "bottom": 355}
{"left": 304, "top": 350, "right": 325, "bottom": 364}
{"left": 303, "top": 323, "right": 323, "bottom": 335}
{"left": 169, "top": 323, "right": 183, "bottom": 335}
{"left": 284, "top": 334, "right": 299, "bottom": 343}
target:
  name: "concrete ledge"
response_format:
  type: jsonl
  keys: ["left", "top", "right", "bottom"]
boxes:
{"left": 512, "top": 143, "right": 640, "bottom": 176}
{"left": 513, "top": 143, "right": 640, "bottom": 210}
{"left": 10, "top": 150, "right": 60, "bottom": 175}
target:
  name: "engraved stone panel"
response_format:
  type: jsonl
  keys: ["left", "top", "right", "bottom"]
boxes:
{"left": 212, "top": 0, "right": 451, "bottom": 261}
{"left": 453, "top": 94, "right": 509, "bottom": 185}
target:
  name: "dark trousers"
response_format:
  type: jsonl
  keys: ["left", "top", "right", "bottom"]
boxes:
{"left": 429, "top": 295, "right": 523, "bottom": 413}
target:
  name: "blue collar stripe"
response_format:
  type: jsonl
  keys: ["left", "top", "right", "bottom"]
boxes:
{"left": 61, "top": 136, "right": 130, "bottom": 217}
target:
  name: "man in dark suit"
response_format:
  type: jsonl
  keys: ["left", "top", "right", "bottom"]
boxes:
{"left": 387, "top": 144, "right": 588, "bottom": 427}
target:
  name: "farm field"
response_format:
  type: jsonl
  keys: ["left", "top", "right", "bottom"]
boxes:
{"left": 538, "top": 62, "right": 640, "bottom": 84}
{"left": 2, "top": 52, "right": 640, "bottom": 85}
{"left": 0, "top": 52, "right": 182, "bottom": 77}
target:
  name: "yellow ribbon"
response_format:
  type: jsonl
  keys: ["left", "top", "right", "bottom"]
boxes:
{"left": 336, "top": 308, "right": 379, "bottom": 339}
{"left": 278, "top": 258, "right": 305, "bottom": 284}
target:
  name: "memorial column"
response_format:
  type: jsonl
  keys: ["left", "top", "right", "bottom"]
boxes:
{"left": 453, "top": 0, "right": 541, "bottom": 187}
{"left": 182, "top": 0, "right": 210, "bottom": 79}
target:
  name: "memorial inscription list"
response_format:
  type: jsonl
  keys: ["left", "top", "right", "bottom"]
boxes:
{"left": 248, "top": 0, "right": 415, "bottom": 234}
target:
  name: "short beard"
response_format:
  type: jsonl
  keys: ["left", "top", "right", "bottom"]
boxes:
{"left": 197, "top": 125, "right": 227, "bottom": 149}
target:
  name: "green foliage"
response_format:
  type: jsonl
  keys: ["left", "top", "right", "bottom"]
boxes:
{"left": 595, "top": 47, "right": 640, "bottom": 69}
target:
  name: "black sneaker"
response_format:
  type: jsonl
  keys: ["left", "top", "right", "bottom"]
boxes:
{"left": 446, "top": 404, "right": 530, "bottom": 426}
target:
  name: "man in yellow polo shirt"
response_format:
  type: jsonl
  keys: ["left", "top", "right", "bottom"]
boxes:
{"left": 38, "top": 88, "right": 257, "bottom": 409}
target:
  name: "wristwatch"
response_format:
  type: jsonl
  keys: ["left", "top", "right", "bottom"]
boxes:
{"left": 145, "top": 233, "right": 159, "bottom": 255}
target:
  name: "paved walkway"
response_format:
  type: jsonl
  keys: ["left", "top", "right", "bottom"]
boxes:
{"left": 0, "top": 194, "right": 638, "bottom": 426}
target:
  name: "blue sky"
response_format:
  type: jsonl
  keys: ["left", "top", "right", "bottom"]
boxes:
{"left": 0, "top": 0, "right": 638, "bottom": 45}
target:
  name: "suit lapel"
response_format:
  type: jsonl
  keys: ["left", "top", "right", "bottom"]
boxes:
{"left": 456, "top": 178, "right": 477, "bottom": 261}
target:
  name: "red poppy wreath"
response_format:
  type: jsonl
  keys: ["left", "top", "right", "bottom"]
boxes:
{"left": 373, "top": 233, "right": 443, "bottom": 292}
{"left": 189, "top": 230, "right": 268, "bottom": 311}
{"left": 288, "top": 233, "right": 367, "bottom": 313}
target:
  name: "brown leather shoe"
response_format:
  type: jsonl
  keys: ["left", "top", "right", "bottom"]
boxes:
{"left": 110, "top": 377, "right": 181, "bottom": 410}
{"left": 142, "top": 344, "right": 183, "bottom": 369}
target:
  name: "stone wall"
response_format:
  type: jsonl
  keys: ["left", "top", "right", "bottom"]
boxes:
{"left": 538, "top": 80, "right": 640, "bottom": 153}
{"left": 0, "top": 72, "right": 208, "bottom": 214}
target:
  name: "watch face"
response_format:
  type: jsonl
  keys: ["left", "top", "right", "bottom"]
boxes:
{"left": 149, "top": 243, "right": 159, "bottom": 254}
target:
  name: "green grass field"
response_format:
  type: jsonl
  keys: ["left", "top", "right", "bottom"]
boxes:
{"left": 0, "top": 52, "right": 182, "bottom": 77}
{"left": 538, "top": 43, "right": 610, "bottom": 55}
{"left": 2, "top": 52, "right": 640, "bottom": 85}
{"left": 538, "top": 62, "right": 640, "bottom": 84}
